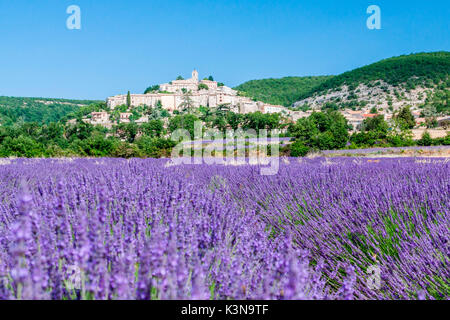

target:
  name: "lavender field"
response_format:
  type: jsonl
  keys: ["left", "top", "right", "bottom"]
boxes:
{"left": 0, "top": 157, "right": 448, "bottom": 300}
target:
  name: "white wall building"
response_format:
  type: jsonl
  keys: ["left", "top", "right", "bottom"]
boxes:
{"left": 106, "top": 70, "right": 292, "bottom": 116}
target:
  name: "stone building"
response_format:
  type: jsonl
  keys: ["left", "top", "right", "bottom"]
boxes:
{"left": 90, "top": 112, "right": 109, "bottom": 124}
{"left": 106, "top": 70, "right": 291, "bottom": 115}
{"left": 119, "top": 113, "right": 133, "bottom": 123}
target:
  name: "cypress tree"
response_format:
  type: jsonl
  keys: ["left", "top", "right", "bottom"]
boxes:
{"left": 127, "top": 91, "right": 131, "bottom": 108}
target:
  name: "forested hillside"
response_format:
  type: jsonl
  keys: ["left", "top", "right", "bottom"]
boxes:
{"left": 234, "top": 52, "right": 449, "bottom": 110}
{"left": 296, "top": 52, "right": 450, "bottom": 100}
{"left": 233, "top": 76, "right": 332, "bottom": 107}
{"left": 0, "top": 96, "right": 101, "bottom": 125}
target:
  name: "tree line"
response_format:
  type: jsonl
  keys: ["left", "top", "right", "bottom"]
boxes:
{"left": 0, "top": 102, "right": 290, "bottom": 158}
{"left": 0, "top": 101, "right": 448, "bottom": 158}
{"left": 287, "top": 106, "right": 449, "bottom": 157}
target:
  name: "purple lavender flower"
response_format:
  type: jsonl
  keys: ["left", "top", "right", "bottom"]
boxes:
{"left": 0, "top": 157, "right": 447, "bottom": 300}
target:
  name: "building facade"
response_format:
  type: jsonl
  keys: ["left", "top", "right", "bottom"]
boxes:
{"left": 106, "top": 70, "right": 290, "bottom": 115}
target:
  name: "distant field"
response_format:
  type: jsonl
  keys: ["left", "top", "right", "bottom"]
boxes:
{"left": 411, "top": 129, "right": 448, "bottom": 140}
{"left": 320, "top": 145, "right": 450, "bottom": 157}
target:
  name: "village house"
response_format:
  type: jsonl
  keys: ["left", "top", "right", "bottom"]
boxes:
{"left": 415, "top": 117, "right": 426, "bottom": 125}
{"left": 90, "top": 112, "right": 109, "bottom": 124}
{"left": 340, "top": 110, "right": 365, "bottom": 129}
{"left": 412, "top": 111, "right": 421, "bottom": 118}
{"left": 119, "top": 113, "right": 132, "bottom": 123}
{"left": 363, "top": 113, "right": 379, "bottom": 119}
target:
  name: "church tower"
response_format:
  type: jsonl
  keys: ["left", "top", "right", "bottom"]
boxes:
{"left": 192, "top": 69, "right": 199, "bottom": 82}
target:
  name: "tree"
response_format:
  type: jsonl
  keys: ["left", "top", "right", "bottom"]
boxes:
{"left": 240, "top": 111, "right": 284, "bottom": 131}
{"left": 226, "top": 112, "right": 243, "bottom": 130}
{"left": 0, "top": 135, "right": 44, "bottom": 157}
{"left": 288, "top": 111, "right": 349, "bottom": 150}
{"left": 176, "top": 75, "right": 184, "bottom": 80}
{"left": 179, "top": 90, "right": 195, "bottom": 114}
{"left": 83, "top": 133, "right": 116, "bottom": 156}
{"left": 215, "top": 103, "right": 231, "bottom": 117}
{"left": 417, "top": 131, "right": 433, "bottom": 146}
{"left": 362, "top": 115, "right": 389, "bottom": 133}
{"left": 242, "top": 112, "right": 266, "bottom": 130}
{"left": 316, "top": 131, "right": 335, "bottom": 150}
{"left": 212, "top": 115, "right": 228, "bottom": 132}
{"left": 127, "top": 91, "right": 131, "bottom": 108}
{"left": 421, "top": 104, "right": 437, "bottom": 118}
{"left": 65, "top": 121, "right": 94, "bottom": 142}
{"left": 40, "top": 122, "right": 66, "bottom": 147}
{"left": 198, "top": 83, "right": 209, "bottom": 91}
{"left": 111, "top": 141, "right": 142, "bottom": 158}
{"left": 168, "top": 114, "right": 199, "bottom": 139}
{"left": 351, "top": 114, "right": 390, "bottom": 147}
{"left": 144, "top": 85, "right": 160, "bottom": 94}
{"left": 198, "top": 106, "right": 214, "bottom": 123}
{"left": 395, "top": 106, "right": 416, "bottom": 130}
{"left": 289, "top": 116, "right": 319, "bottom": 142}
{"left": 114, "top": 123, "right": 138, "bottom": 143}
{"left": 440, "top": 119, "right": 450, "bottom": 130}
{"left": 321, "top": 102, "right": 339, "bottom": 111}
{"left": 425, "top": 117, "right": 438, "bottom": 129}
{"left": 136, "top": 136, "right": 176, "bottom": 158}
{"left": 208, "top": 75, "right": 214, "bottom": 81}
{"left": 140, "top": 120, "right": 164, "bottom": 138}
{"left": 290, "top": 140, "right": 310, "bottom": 157}
{"left": 328, "top": 111, "right": 349, "bottom": 148}
{"left": 19, "top": 122, "right": 41, "bottom": 137}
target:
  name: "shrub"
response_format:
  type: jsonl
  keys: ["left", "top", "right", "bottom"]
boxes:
{"left": 111, "top": 141, "right": 142, "bottom": 158}
{"left": 290, "top": 140, "right": 310, "bottom": 157}
{"left": 417, "top": 131, "right": 433, "bottom": 146}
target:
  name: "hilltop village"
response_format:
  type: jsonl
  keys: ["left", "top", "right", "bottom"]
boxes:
{"left": 79, "top": 70, "right": 345, "bottom": 130}
{"left": 92, "top": 70, "right": 295, "bottom": 127}
{"left": 107, "top": 70, "right": 289, "bottom": 114}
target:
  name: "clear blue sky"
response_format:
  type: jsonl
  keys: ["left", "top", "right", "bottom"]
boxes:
{"left": 0, "top": 0, "right": 448, "bottom": 100}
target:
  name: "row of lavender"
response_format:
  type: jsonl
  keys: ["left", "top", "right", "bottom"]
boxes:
{"left": 0, "top": 158, "right": 354, "bottom": 300}
{"left": 219, "top": 157, "right": 449, "bottom": 299}
{"left": 0, "top": 157, "right": 448, "bottom": 299}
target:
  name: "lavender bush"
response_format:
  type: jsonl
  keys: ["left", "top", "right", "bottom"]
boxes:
{"left": 0, "top": 157, "right": 447, "bottom": 300}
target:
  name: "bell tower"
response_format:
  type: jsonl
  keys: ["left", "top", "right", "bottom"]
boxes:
{"left": 192, "top": 69, "right": 199, "bottom": 82}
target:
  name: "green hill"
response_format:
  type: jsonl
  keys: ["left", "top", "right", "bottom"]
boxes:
{"left": 233, "top": 76, "right": 332, "bottom": 107}
{"left": 0, "top": 96, "right": 102, "bottom": 125}
{"left": 234, "top": 52, "right": 449, "bottom": 108}
{"left": 297, "top": 51, "right": 450, "bottom": 100}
